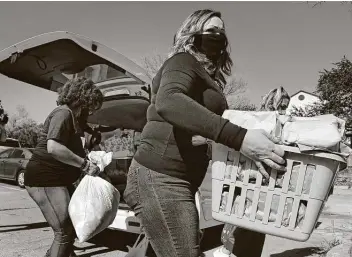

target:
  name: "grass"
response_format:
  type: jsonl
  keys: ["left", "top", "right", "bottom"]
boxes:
{"left": 314, "top": 236, "right": 343, "bottom": 256}
{"left": 334, "top": 167, "right": 352, "bottom": 188}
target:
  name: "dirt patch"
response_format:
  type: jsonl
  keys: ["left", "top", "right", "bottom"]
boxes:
{"left": 334, "top": 168, "right": 352, "bottom": 188}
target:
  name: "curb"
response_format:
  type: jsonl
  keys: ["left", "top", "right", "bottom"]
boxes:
{"left": 333, "top": 185, "right": 351, "bottom": 190}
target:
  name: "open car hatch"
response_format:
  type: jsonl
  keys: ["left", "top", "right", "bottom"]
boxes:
{"left": 0, "top": 32, "right": 223, "bottom": 232}
{"left": 0, "top": 31, "right": 151, "bottom": 90}
{"left": 0, "top": 31, "right": 151, "bottom": 130}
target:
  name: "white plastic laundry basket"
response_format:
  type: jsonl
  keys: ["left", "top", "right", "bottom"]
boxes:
{"left": 211, "top": 143, "right": 345, "bottom": 241}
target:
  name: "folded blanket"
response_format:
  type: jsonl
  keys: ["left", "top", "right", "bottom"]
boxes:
{"left": 281, "top": 114, "right": 345, "bottom": 150}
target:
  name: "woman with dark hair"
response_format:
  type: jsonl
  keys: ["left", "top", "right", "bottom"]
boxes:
{"left": 123, "top": 9, "right": 287, "bottom": 257}
{"left": 24, "top": 77, "right": 104, "bottom": 257}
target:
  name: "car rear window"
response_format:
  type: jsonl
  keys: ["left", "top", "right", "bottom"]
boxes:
{"left": 10, "top": 149, "right": 25, "bottom": 158}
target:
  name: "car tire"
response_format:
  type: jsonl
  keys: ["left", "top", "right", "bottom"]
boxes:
{"left": 16, "top": 170, "right": 25, "bottom": 188}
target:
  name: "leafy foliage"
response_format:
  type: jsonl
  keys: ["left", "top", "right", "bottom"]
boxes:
{"left": 0, "top": 100, "right": 8, "bottom": 125}
{"left": 315, "top": 56, "right": 352, "bottom": 124}
{"left": 99, "top": 129, "right": 135, "bottom": 154}
{"left": 5, "top": 105, "right": 43, "bottom": 148}
{"left": 290, "top": 56, "right": 352, "bottom": 127}
{"left": 289, "top": 102, "right": 326, "bottom": 117}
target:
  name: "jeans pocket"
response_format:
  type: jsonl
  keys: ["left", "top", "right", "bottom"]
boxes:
{"left": 123, "top": 163, "right": 140, "bottom": 210}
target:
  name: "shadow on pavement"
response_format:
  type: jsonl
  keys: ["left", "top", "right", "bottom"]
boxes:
{"left": 84, "top": 224, "right": 224, "bottom": 256}
{"left": 75, "top": 248, "right": 115, "bottom": 257}
{"left": 270, "top": 247, "right": 321, "bottom": 257}
{"left": 73, "top": 245, "right": 104, "bottom": 252}
{"left": 0, "top": 221, "right": 48, "bottom": 232}
{"left": 87, "top": 228, "right": 153, "bottom": 256}
{"left": 201, "top": 225, "right": 224, "bottom": 252}
{"left": 315, "top": 221, "right": 322, "bottom": 229}
{"left": 74, "top": 244, "right": 116, "bottom": 257}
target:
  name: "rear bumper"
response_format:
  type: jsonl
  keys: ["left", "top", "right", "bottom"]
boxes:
{"left": 108, "top": 203, "right": 141, "bottom": 234}
{"left": 108, "top": 193, "right": 222, "bottom": 233}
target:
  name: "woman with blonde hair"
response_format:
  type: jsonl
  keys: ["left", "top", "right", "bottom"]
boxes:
{"left": 124, "top": 9, "right": 286, "bottom": 257}
{"left": 260, "top": 86, "right": 291, "bottom": 114}
{"left": 219, "top": 86, "right": 291, "bottom": 257}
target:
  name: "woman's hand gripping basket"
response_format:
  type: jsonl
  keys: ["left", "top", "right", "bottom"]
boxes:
{"left": 211, "top": 143, "right": 345, "bottom": 241}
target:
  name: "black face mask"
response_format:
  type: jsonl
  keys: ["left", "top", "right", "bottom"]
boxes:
{"left": 77, "top": 108, "right": 90, "bottom": 129}
{"left": 194, "top": 30, "right": 227, "bottom": 62}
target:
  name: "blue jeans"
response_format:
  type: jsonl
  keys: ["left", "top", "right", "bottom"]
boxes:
{"left": 26, "top": 186, "right": 76, "bottom": 257}
{"left": 124, "top": 159, "right": 201, "bottom": 257}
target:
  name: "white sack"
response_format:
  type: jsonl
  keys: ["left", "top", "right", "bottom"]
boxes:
{"left": 69, "top": 151, "right": 119, "bottom": 243}
{"left": 88, "top": 151, "right": 113, "bottom": 171}
{"left": 69, "top": 176, "right": 120, "bottom": 242}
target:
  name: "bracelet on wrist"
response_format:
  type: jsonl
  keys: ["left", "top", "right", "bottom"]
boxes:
{"left": 80, "top": 158, "right": 89, "bottom": 172}
{"left": 205, "top": 139, "right": 212, "bottom": 146}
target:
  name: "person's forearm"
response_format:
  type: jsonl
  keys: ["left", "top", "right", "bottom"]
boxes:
{"left": 156, "top": 90, "right": 246, "bottom": 150}
{"left": 156, "top": 89, "right": 226, "bottom": 139}
{"left": 155, "top": 54, "right": 247, "bottom": 150}
{"left": 47, "top": 140, "right": 84, "bottom": 168}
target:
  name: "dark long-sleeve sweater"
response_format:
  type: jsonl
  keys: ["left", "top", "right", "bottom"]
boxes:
{"left": 134, "top": 52, "right": 247, "bottom": 188}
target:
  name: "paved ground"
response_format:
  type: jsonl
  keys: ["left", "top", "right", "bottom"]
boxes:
{"left": 0, "top": 181, "right": 225, "bottom": 257}
{"left": 0, "top": 181, "right": 129, "bottom": 257}
{"left": 261, "top": 188, "right": 352, "bottom": 257}
{"left": 1, "top": 180, "right": 351, "bottom": 257}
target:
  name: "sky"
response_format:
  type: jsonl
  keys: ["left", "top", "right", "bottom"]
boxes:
{"left": 0, "top": 1, "right": 352, "bottom": 123}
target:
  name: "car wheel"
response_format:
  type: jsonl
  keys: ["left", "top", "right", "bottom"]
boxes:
{"left": 17, "top": 170, "right": 25, "bottom": 188}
